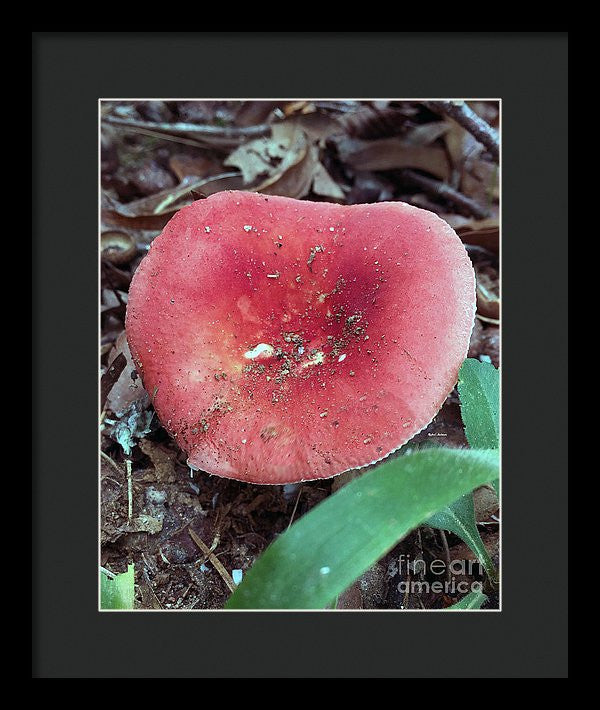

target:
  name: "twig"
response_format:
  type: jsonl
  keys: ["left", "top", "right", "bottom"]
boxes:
{"left": 104, "top": 115, "right": 271, "bottom": 141}
{"left": 100, "top": 450, "right": 125, "bottom": 476}
{"left": 188, "top": 527, "right": 236, "bottom": 594}
{"left": 425, "top": 100, "right": 499, "bottom": 162}
{"left": 287, "top": 486, "right": 303, "bottom": 530}
{"left": 401, "top": 169, "right": 491, "bottom": 219}
{"left": 476, "top": 313, "right": 500, "bottom": 325}
{"left": 402, "top": 193, "right": 444, "bottom": 215}
{"left": 100, "top": 566, "right": 116, "bottom": 579}
{"left": 101, "top": 261, "right": 128, "bottom": 319}
{"left": 438, "top": 529, "right": 452, "bottom": 583}
{"left": 102, "top": 476, "right": 122, "bottom": 488}
{"left": 141, "top": 569, "right": 163, "bottom": 610}
{"left": 402, "top": 572, "right": 411, "bottom": 609}
{"left": 126, "top": 458, "right": 133, "bottom": 522}
{"left": 106, "top": 123, "right": 213, "bottom": 149}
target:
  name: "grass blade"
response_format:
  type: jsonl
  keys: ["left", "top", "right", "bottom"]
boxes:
{"left": 100, "top": 564, "right": 135, "bottom": 610}
{"left": 426, "top": 493, "right": 497, "bottom": 582}
{"left": 445, "top": 589, "right": 488, "bottom": 610}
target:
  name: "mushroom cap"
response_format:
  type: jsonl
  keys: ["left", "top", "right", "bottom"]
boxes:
{"left": 126, "top": 191, "right": 475, "bottom": 484}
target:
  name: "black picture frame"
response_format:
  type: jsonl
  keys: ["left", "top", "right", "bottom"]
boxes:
{"left": 32, "top": 31, "right": 568, "bottom": 678}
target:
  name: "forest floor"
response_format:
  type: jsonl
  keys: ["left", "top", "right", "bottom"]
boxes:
{"left": 100, "top": 99, "right": 500, "bottom": 610}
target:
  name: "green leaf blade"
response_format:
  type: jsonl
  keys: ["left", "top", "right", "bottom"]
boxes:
{"left": 226, "top": 448, "right": 499, "bottom": 610}
{"left": 445, "top": 589, "right": 488, "bottom": 610}
{"left": 100, "top": 564, "right": 135, "bottom": 610}
{"left": 426, "top": 493, "right": 497, "bottom": 582}
{"left": 458, "top": 358, "right": 499, "bottom": 449}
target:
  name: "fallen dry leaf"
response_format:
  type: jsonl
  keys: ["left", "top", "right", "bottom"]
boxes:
{"left": 137, "top": 438, "right": 180, "bottom": 483}
{"left": 225, "top": 121, "right": 307, "bottom": 185}
{"left": 128, "top": 161, "right": 176, "bottom": 197}
{"left": 311, "top": 161, "right": 345, "bottom": 201}
{"left": 282, "top": 100, "right": 315, "bottom": 117}
{"left": 469, "top": 100, "right": 500, "bottom": 129}
{"left": 455, "top": 218, "right": 499, "bottom": 255}
{"left": 235, "top": 100, "right": 282, "bottom": 126}
{"left": 334, "top": 136, "right": 451, "bottom": 181}
{"left": 473, "top": 485, "right": 499, "bottom": 522}
{"left": 461, "top": 158, "right": 499, "bottom": 203}
{"left": 101, "top": 353, "right": 126, "bottom": 410}
{"left": 102, "top": 173, "right": 245, "bottom": 229}
{"left": 348, "top": 171, "right": 395, "bottom": 204}
{"left": 101, "top": 231, "right": 137, "bottom": 265}
{"left": 256, "top": 140, "right": 321, "bottom": 200}
{"left": 469, "top": 245, "right": 500, "bottom": 321}
{"left": 339, "top": 104, "right": 416, "bottom": 139}
{"left": 106, "top": 332, "right": 148, "bottom": 416}
{"left": 476, "top": 272, "right": 500, "bottom": 321}
{"left": 444, "top": 117, "right": 483, "bottom": 174}
{"left": 403, "top": 121, "right": 450, "bottom": 146}
{"left": 168, "top": 153, "right": 222, "bottom": 181}
{"left": 294, "top": 111, "right": 344, "bottom": 143}
{"left": 128, "top": 513, "right": 163, "bottom": 535}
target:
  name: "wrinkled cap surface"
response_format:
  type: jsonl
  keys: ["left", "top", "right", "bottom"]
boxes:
{"left": 126, "top": 191, "right": 475, "bottom": 484}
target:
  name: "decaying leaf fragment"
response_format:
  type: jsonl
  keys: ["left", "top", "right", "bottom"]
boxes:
{"left": 225, "top": 121, "right": 344, "bottom": 200}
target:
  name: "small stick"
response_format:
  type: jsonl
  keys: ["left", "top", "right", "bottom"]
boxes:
{"left": 100, "top": 450, "right": 125, "bottom": 476}
{"left": 188, "top": 527, "right": 236, "bottom": 594}
{"left": 476, "top": 314, "right": 500, "bottom": 325}
{"left": 415, "top": 528, "right": 424, "bottom": 568}
{"left": 142, "top": 569, "right": 163, "bottom": 610}
{"left": 402, "top": 572, "right": 411, "bottom": 609}
{"left": 401, "top": 169, "right": 491, "bottom": 219}
{"left": 425, "top": 100, "right": 499, "bottom": 162}
{"left": 126, "top": 458, "right": 133, "bottom": 522}
{"left": 102, "top": 476, "right": 122, "bottom": 488}
{"left": 106, "top": 123, "right": 212, "bottom": 149}
{"left": 104, "top": 115, "right": 271, "bottom": 141}
{"left": 158, "top": 547, "right": 171, "bottom": 565}
{"left": 438, "top": 529, "right": 452, "bottom": 583}
{"left": 287, "top": 486, "right": 303, "bottom": 530}
{"left": 208, "top": 533, "right": 220, "bottom": 554}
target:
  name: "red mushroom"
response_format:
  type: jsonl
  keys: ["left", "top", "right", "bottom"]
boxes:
{"left": 126, "top": 191, "right": 475, "bottom": 484}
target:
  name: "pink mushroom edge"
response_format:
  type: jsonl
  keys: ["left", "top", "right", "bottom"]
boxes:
{"left": 125, "top": 190, "right": 476, "bottom": 485}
